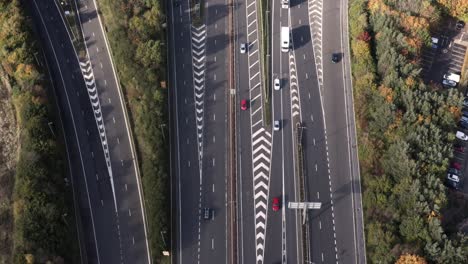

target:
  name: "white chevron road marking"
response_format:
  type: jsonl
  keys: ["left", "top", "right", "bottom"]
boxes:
{"left": 253, "top": 163, "right": 269, "bottom": 175}
{"left": 253, "top": 144, "right": 271, "bottom": 155}
{"left": 253, "top": 153, "right": 270, "bottom": 164}
{"left": 254, "top": 191, "right": 267, "bottom": 200}
{"left": 255, "top": 181, "right": 268, "bottom": 192}
{"left": 254, "top": 171, "right": 268, "bottom": 181}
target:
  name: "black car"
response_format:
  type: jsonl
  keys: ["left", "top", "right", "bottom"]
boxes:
{"left": 463, "top": 98, "right": 468, "bottom": 108}
{"left": 331, "top": 53, "right": 340, "bottom": 63}
{"left": 203, "top": 208, "right": 210, "bottom": 220}
{"left": 460, "top": 120, "right": 468, "bottom": 129}
{"left": 446, "top": 178, "right": 462, "bottom": 190}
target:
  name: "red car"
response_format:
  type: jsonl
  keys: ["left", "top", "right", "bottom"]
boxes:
{"left": 272, "top": 197, "right": 280, "bottom": 212}
{"left": 241, "top": 99, "right": 248, "bottom": 110}
{"left": 455, "top": 145, "right": 465, "bottom": 153}
{"left": 452, "top": 162, "right": 462, "bottom": 170}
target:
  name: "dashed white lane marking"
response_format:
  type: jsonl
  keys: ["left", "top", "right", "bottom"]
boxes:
{"left": 309, "top": 0, "right": 339, "bottom": 261}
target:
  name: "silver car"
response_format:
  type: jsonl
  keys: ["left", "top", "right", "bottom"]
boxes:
{"left": 240, "top": 43, "right": 247, "bottom": 54}
{"left": 442, "top": 79, "right": 457, "bottom": 87}
{"left": 274, "top": 120, "right": 280, "bottom": 131}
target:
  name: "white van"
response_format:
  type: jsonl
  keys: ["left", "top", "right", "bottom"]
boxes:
{"left": 281, "top": 27, "right": 289, "bottom": 53}
{"left": 456, "top": 131, "right": 468, "bottom": 141}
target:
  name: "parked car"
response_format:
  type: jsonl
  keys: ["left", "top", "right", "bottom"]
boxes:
{"left": 272, "top": 197, "right": 280, "bottom": 211}
{"left": 456, "top": 131, "right": 468, "bottom": 141}
{"left": 448, "top": 167, "right": 461, "bottom": 175}
{"left": 451, "top": 162, "right": 462, "bottom": 170}
{"left": 454, "top": 144, "right": 465, "bottom": 153}
{"left": 447, "top": 173, "right": 461, "bottom": 183}
{"left": 460, "top": 121, "right": 468, "bottom": 129}
{"left": 442, "top": 79, "right": 457, "bottom": 88}
{"left": 446, "top": 179, "right": 461, "bottom": 190}
{"left": 463, "top": 98, "right": 468, "bottom": 108}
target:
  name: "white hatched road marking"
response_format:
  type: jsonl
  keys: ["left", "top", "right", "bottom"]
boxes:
{"left": 244, "top": 0, "right": 273, "bottom": 261}
{"left": 288, "top": 53, "right": 301, "bottom": 119}
{"left": 190, "top": 24, "right": 207, "bottom": 264}
{"left": 78, "top": 60, "right": 116, "bottom": 210}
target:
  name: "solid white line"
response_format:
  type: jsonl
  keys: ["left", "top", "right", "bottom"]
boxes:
{"left": 32, "top": 1, "right": 100, "bottom": 261}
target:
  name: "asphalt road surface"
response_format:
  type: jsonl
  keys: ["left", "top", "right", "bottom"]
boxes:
{"left": 168, "top": 0, "right": 229, "bottom": 262}
{"left": 287, "top": 0, "right": 366, "bottom": 263}
{"left": 28, "top": 0, "right": 150, "bottom": 263}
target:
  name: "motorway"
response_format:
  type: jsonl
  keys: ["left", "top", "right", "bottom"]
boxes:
{"left": 28, "top": 0, "right": 150, "bottom": 263}
{"left": 29, "top": 0, "right": 365, "bottom": 262}
{"left": 168, "top": 0, "right": 229, "bottom": 263}
{"left": 286, "top": 0, "right": 366, "bottom": 263}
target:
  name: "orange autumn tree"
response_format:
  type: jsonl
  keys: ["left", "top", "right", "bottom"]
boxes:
{"left": 437, "top": 0, "right": 468, "bottom": 18}
{"left": 396, "top": 254, "right": 428, "bottom": 264}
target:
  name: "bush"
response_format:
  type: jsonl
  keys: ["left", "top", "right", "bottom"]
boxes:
{"left": 0, "top": 0, "right": 80, "bottom": 262}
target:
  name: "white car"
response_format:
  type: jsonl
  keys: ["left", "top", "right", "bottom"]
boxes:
{"left": 447, "top": 173, "right": 460, "bottom": 183}
{"left": 274, "top": 78, "right": 280, "bottom": 90}
{"left": 456, "top": 131, "right": 468, "bottom": 141}
{"left": 273, "top": 120, "right": 280, "bottom": 131}
{"left": 240, "top": 43, "right": 247, "bottom": 54}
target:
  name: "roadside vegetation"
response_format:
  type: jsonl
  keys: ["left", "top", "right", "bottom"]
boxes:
{"left": 349, "top": 0, "right": 468, "bottom": 262}
{"left": 0, "top": 0, "right": 80, "bottom": 263}
{"left": 95, "top": 0, "right": 169, "bottom": 261}
{"left": 259, "top": 0, "right": 271, "bottom": 125}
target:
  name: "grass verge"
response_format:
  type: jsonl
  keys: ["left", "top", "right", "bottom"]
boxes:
{"left": 258, "top": 0, "right": 271, "bottom": 125}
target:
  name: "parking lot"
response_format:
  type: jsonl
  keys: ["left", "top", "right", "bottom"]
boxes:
{"left": 420, "top": 20, "right": 468, "bottom": 195}
{"left": 421, "top": 20, "right": 467, "bottom": 85}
